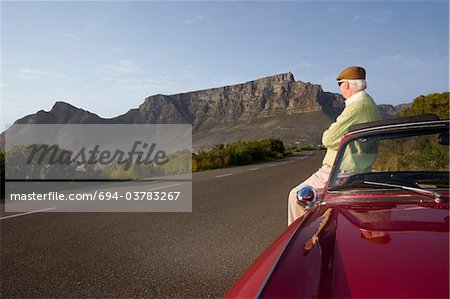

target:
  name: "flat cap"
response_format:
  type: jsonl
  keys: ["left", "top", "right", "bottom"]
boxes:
{"left": 337, "top": 66, "right": 366, "bottom": 80}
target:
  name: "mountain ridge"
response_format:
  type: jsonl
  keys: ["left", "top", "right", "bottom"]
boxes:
{"left": 4, "top": 72, "right": 406, "bottom": 148}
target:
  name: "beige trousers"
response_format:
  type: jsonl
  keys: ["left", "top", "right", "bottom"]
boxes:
{"left": 287, "top": 164, "right": 332, "bottom": 226}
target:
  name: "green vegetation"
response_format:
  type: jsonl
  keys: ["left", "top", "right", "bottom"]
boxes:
{"left": 372, "top": 134, "right": 449, "bottom": 172}
{"left": 0, "top": 139, "right": 320, "bottom": 184}
{"left": 400, "top": 92, "right": 449, "bottom": 119}
{"left": 285, "top": 144, "right": 325, "bottom": 155}
{"left": 193, "top": 138, "right": 285, "bottom": 171}
{"left": 6, "top": 144, "right": 81, "bottom": 180}
{"left": 3, "top": 144, "right": 191, "bottom": 181}
{"left": 101, "top": 150, "right": 191, "bottom": 179}
{"left": 373, "top": 92, "right": 449, "bottom": 172}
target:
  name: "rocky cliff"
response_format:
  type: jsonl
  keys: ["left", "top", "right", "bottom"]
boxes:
{"left": 378, "top": 103, "right": 411, "bottom": 119}
{"left": 110, "top": 72, "right": 345, "bottom": 131}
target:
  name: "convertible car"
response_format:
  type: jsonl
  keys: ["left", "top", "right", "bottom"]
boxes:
{"left": 226, "top": 114, "right": 449, "bottom": 298}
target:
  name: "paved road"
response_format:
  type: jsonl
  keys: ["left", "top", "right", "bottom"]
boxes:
{"left": 0, "top": 151, "right": 324, "bottom": 298}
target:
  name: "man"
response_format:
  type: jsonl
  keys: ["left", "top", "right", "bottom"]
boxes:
{"left": 287, "top": 66, "right": 382, "bottom": 226}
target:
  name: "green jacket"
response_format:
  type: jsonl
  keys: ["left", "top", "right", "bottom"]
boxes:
{"left": 322, "top": 91, "right": 382, "bottom": 170}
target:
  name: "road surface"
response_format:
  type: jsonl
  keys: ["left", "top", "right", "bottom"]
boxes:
{"left": 0, "top": 151, "right": 324, "bottom": 298}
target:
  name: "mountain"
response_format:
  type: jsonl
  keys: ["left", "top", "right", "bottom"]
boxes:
{"left": 14, "top": 101, "right": 107, "bottom": 124}
{"left": 2, "top": 72, "right": 405, "bottom": 149}
{"left": 378, "top": 103, "right": 411, "bottom": 119}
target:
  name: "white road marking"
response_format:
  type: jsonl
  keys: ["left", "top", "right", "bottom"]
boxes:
{"left": 147, "top": 183, "right": 182, "bottom": 191}
{"left": 249, "top": 168, "right": 260, "bottom": 171}
{"left": 0, "top": 207, "right": 57, "bottom": 220}
{"left": 215, "top": 173, "right": 233, "bottom": 178}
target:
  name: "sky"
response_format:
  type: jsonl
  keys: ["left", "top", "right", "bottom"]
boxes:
{"left": 1, "top": 1, "right": 449, "bottom": 129}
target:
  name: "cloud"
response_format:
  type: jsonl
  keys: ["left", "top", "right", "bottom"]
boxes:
{"left": 101, "top": 59, "right": 143, "bottom": 76}
{"left": 100, "top": 76, "right": 172, "bottom": 87}
{"left": 184, "top": 15, "right": 209, "bottom": 25}
{"left": 18, "top": 67, "right": 67, "bottom": 81}
{"left": 98, "top": 59, "right": 251, "bottom": 97}
{"left": 99, "top": 59, "right": 179, "bottom": 94}
{"left": 103, "top": 47, "right": 123, "bottom": 59}
{"left": 353, "top": 10, "right": 392, "bottom": 24}
{"left": 20, "top": 68, "right": 48, "bottom": 76}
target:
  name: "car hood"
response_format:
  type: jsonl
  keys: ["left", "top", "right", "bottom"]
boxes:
{"left": 259, "top": 201, "right": 449, "bottom": 298}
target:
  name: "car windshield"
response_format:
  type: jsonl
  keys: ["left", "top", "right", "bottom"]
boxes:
{"left": 328, "top": 124, "right": 449, "bottom": 196}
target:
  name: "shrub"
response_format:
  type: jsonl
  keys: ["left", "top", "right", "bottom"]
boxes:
{"left": 192, "top": 138, "right": 285, "bottom": 171}
{"left": 400, "top": 92, "right": 449, "bottom": 119}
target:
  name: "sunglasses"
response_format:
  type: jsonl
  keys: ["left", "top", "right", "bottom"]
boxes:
{"left": 337, "top": 80, "right": 346, "bottom": 87}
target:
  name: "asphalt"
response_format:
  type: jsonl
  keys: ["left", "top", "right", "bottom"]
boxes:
{"left": 0, "top": 151, "right": 324, "bottom": 298}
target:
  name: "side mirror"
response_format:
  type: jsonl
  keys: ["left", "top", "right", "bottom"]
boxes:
{"left": 296, "top": 185, "right": 318, "bottom": 209}
{"left": 438, "top": 132, "right": 449, "bottom": 145}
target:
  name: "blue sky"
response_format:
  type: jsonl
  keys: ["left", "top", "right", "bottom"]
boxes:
{"left": 1, "top": 1, "right": 449, "bottom": 128}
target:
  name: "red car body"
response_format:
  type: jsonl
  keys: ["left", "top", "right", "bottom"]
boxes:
{"left": 226, "top": 116, "right": 449, "bottom": 298}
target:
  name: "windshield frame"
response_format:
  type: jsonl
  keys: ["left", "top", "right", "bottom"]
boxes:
{"left": 325, "top": 120, "right": 449, "bottom": 200}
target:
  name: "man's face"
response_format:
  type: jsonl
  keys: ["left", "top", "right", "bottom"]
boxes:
{"left": 338, "top": 81, "right": 351, "bottom": 99}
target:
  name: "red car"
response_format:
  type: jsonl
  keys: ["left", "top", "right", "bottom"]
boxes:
{"left": 226, "top": 115, "right": 449, "bottom": 298}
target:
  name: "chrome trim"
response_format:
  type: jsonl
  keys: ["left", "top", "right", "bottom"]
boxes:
{"left": 347, "top": 120, "right": 448, "bottom": 136}
{"left": 296, "top": 185, "right": 318, "bottom": 209}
